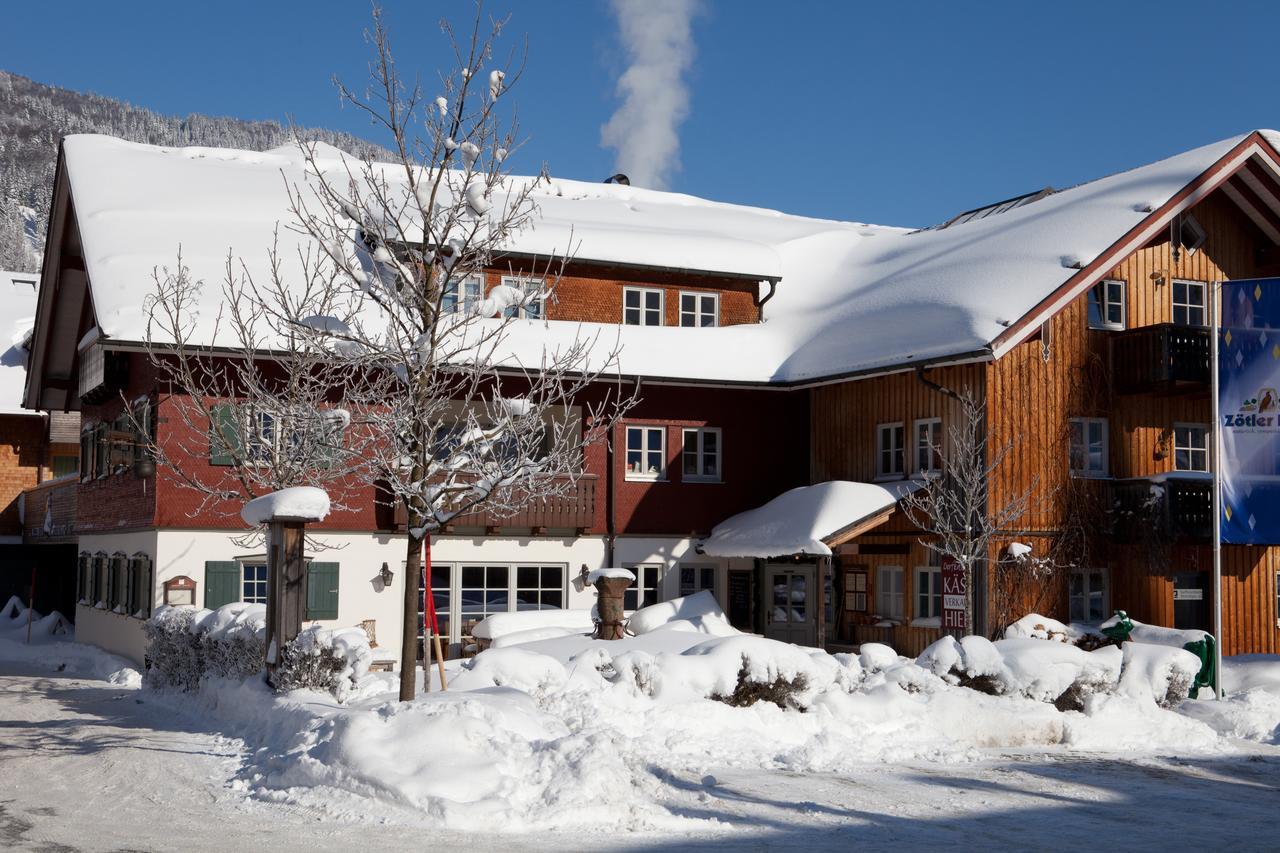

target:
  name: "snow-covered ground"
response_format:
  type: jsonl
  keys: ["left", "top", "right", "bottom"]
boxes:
{"left": 2, "top": 600, "right": 1280, "bottom": 850}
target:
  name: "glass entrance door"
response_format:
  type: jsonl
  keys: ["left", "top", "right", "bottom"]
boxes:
{"left": 764, "top": 564, "right": 816, "bottom": 646}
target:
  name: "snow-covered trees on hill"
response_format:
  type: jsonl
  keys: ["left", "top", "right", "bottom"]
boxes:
{"left": 0, "top": 69, "right": 389, "bottom": 270}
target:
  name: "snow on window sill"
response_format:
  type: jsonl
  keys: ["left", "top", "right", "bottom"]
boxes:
{"left": 682, "top": 476, "right": 722, "bottom": 484}
{"left": 624, "top": 474, "right": 667, "bottom": 483}
{"left": 1069, "top": 471, "right": 1112, "bottom": 480}
{"left": 910, "top": 616, "right": 942, "bottom": 629}
{"left": 873, "top": 473, "right": 905, "bottom": 483}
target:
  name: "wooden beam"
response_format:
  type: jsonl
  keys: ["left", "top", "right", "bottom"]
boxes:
{"left": 823, "top": 507, "right": 899, "bottom": 549}
{"left": 1222, "top": 177, "right": 1280, "bottom": 244}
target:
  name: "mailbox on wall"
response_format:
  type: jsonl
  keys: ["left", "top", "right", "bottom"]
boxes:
{"left": 163, "top": 575, "right": 197, "bottom": 607}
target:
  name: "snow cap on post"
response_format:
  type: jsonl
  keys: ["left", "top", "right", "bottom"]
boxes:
{"left": 240, "top": 486, "right": 331, "bottom": 526}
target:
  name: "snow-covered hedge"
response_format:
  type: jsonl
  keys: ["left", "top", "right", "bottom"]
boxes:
{"left": 273, "top": 626, "right": 373, "bottom": 702}
{"left": 144, "top": 604, "right": 370, "bottom": 701}
{"left": 145, "top": 604, "right": 267, "bottom": 691}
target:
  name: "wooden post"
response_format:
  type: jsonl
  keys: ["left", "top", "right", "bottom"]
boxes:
{"left": 593, "top": 575, "right": 633, "bottom": 640}
{"left": 265, "top": 520, "right": 308, "bottom": 675}
{"left": 815, "top": 556, "right": 827, "bottom": 650}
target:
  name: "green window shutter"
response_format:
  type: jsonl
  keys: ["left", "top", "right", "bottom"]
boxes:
{"left": 77, "top": 554, "right": 89, "bottom": 601}
{"left": 204, "top": 561, "right": 241, "bottom": 610}
{"left": 136, "top": 557, "right": 153, "bottom": 616}
{"left": 306, "top": 562, "right": 340, "bottom": 620}
{"left": 209, "top": 405, "right": 241, "bottom": 466}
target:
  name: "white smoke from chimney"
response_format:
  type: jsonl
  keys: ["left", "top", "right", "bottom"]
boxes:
{"left": 600, "top": 0, "right": 699, "bottom": 190}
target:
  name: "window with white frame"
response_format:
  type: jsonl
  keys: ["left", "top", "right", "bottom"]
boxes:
{"left": 431, "top": 563, "right": 566, "bottom": 647}
{"left": 1069, "top": 418, "right": 1109, "bottom": 477}
{"left": 913, "top": 418, "right": 942, "bottom": 475}
{"left": 242, "top": 562, "right": 268, "bottom": 604}
{"left": 625, "top": 425, "right": 666, "bottom": 480}
{"left": 679, "top": 291, "right": 719, "bottom": 327}
{"left": 624, "top": 564, "right": 662, "bottom": 611}
{"left": 501, "top": 276, "right": 544, "bottom": 319}
{"left": 1174, "top": 423, "right": 1210, "bottom": 472}
{"left": 876, "top": 565, "right": 904, "bottom": 621}
{"left": 876, "top": 423, "right": 905, "bottom": 479}
{"left": 1087, "top": 279, "right": 1126, "bottom": 330}
{"left": 623, "top": 287, "right": 663, "bottom": 326}
{"left": 679, "top": 565, "right": 716, "bottom": 597}
{"left": 914, "top": 564, "right": 943, "bottom": 619}
{"left": 441, "top": 275, "right": 483, "bottom": 315}
{"left": 681, "top": 427, "right": 721, "bottom": 481}
{"left": 1172, "top": 280, "right": 1207, "bottom": 327}
{"left": 1069, "top": 568, "right": 1109, "bottom": 623}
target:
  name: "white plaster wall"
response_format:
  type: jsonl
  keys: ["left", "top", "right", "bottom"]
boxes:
{"left": 74, "top": 531, "right": 160, "bottom": 665}
{"left": 614, "top": 536, "right": 731, "bottom": 610}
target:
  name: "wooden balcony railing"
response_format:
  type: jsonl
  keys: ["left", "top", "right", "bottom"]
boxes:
{"left": 1110, "top": 323, "right": 1210, "bottom": 395}
{"left": 389, "top": 474, "right": 597, "bottom": 534}
{"left": 1111, "top": 475, "right": 1212, "bottom": 543}
{"left": 21, "top": 476, "right": 79, "bottom": 544}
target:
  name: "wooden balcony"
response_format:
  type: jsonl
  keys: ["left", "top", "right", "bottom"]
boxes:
{"left": 1111, "top": 475, "right": 1212, "bottom": 542}
{"left": 21, "top": 476, "right": 78, "bottom": 544}
{"left": 388, "top": 474, "right": 597, "bottom": 534}
{"left": 1110, "top": 323, "right": 1210, "bottom": 395}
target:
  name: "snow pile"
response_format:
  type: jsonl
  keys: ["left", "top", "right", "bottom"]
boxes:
{"left": 471, "top": 608, "right": 595, "bottom": 641}
{"left": 240, "top": 486, "right": 331, "bottom": 525}
{"left": 627, "top": 590, "right": 737, "bottom": 636}
{"left": 586, "top": 567, "right": 635, "bottom": 584}
{"left": 0, "top": 595, "right": 71, "bottom": 640}
{"left": 1115, "top": 642, "right": 1201, "bottom": 707}
{"left": 1004, "top": 613, "right": 1077, "bottom": 642}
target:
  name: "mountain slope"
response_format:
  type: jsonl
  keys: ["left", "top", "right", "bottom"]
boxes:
{"left": 0, "top": 70, "right": 388, "bottom": 270}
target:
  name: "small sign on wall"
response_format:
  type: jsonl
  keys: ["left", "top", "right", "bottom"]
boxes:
{"left": 164, "top": 575, "right": 197, "bottom": 607}
{"left": 1173, "top": 588, "right": 1204, "bottom": 601}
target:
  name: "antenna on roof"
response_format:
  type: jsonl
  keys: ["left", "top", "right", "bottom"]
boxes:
{"left": 604, "top": 173, "right": 630, "bottom": 186}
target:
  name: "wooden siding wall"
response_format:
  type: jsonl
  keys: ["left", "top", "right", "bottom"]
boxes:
{"left": 810, "top": 363, "right": 986, "bottom": 484}
{"left": 839, "top": 535, "right": 942, "bottom": 657}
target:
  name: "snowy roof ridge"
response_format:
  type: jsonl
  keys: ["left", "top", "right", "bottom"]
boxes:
{"left": 56, "top": 130, "right": 1276, "bottom": 386}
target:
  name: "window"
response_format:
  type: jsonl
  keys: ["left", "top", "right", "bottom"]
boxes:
{"left": 875, "top": 565, "right": 904, "bottom": 621}
{"left": 515, "top": 565, "right": 564, "bottom": 610}
{"left": 1172, "top": 280, "right": 1207, "bottom": 327}
{"left": 79, "top": 425, "right": 95, "bottom": 480}
{"left": 679, "top": 565, "right": 716, "bottom": 597}
{"left": 679, "top": 292, "right": 719, "bottom": 327}
{"left": 442, "top": 275, "right": 483, "bottom": 315}
{"left": 1088, "top": 279, "right": 1126, "bottom": 330}
{"left": 625, "top": 426, "right": 666, "bottom": 480}
{"left": 876, "top": 423, "right": 905, "bottom": 480}
{"left": 52, "top": 455, "right": 78, "bottom": 478}
{"left": 211, "top": 404, "right": 346, "bottom": 468}
{"left": 623, "top": 287, "right": 663, "bottom": 326}
{"left": 242, "top": 563, "right": 268, "bottom": 604}
{"left": 501, "top": 276, "right": 544, "bottom": 320}
{"left": 913, "top": 418, "right": 942, "bottom": 475}
{"left": 1174, "top": 423, "right": 1210, "bottom": 472}
{"left": 94, "top": 423, "right": 109, "bottom": 477}
{"left": 1069, "top": 418, "right": 1109, "bottom": 477}
{"left": 681, "top": 427, "right": 721, "bottom": 482}
{"left": 624, "top": 564, "right": 662, "bottom": 611}
{"left": 436, "top": 563, "right": 566, "bottom": 646}
{"left": 915, "top": 565, "right": 943, "bottom": 619}
{"left": 1069, "top": 568, "right": 1108, "bottom": 623}
{"left": 1179, "top": 213, "right": 1206, "bottom": 256}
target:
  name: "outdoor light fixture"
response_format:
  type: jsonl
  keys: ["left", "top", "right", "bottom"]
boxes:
{"left": 578, "top": 564, "right": 591, "bottom": 587}
{"left": 379, "top": 562, "right": 394, "bottom": 585}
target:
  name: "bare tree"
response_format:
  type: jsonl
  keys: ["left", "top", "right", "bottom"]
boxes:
{"left": 138, "top": 5, "right": 632, "bottom": 701}
{"left": 135, "top": 244, "right": 375, "bottom": 521}
{"left": 900, "top": 389, "right": 1043, "bottom": 636}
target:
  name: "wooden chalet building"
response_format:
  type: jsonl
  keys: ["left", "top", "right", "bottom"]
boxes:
{"left": 21, "top": 130, "right": 1280, "bottom": 664}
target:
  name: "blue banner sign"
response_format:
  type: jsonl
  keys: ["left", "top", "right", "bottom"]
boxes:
{"left": 1219, "top": 278, "right": 1280, "bottom": 544}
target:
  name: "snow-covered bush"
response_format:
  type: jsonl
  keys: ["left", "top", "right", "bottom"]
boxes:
{"left": 273, "top": 626, "right": 373, "bottom": 702}
{"left": 1116, "top": 642, "right": 1200, "bottom": 708}
{"left": 917, "top": 635, "right": 1010, "bottom": 695}
{"left": 1004, "top": 613, "right": 1075, "bottom": 643}
{"left": 194, "top": 604, "right": 268, "bottom": 681}
{"left": 144, "top": 606, "right": 207, "bottom": 691}
{"left": 713, "top": 659, "right": 808, "bottom": 709}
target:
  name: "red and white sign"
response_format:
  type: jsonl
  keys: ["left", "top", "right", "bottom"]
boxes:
{"left": 941, "top": 557, "right": 966, "bottom": 631}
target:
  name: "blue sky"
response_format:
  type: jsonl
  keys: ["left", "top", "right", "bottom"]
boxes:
{"left": 4, "top": 1, "right": 1279, "bottom": 227}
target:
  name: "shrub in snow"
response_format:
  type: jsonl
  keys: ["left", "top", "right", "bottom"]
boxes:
{"left": 273, "top": 626, "right": 372, "bottom": 701}
{"left": 195, "top": 604, "right": 268, "bottom": 681}
{"left": 1116, "top": 642, "right": 1200, "bottom": 708}
{"left": 917, "top": 635, "right": 1010, "bottom": 695}
{"left": 858, "top": 642, "right": 900, "bottom": 673}
{"left": 1004, "top": 613, "right": 1076, "bottom": 643}
{"left": 713, "top": 660, "right": 808, "bottom": 710}
{"left": 679, "top": 636, "right": 825, "bottom": 710}
{"left": 144, "top": 606, "right": 207, "bottom": 691}
{"left": 995, "top": 638, "right": 1121, "bottom": 708}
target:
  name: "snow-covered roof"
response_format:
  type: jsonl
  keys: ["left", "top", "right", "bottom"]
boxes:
{"left": 57, "top": 131, "right": 1280, "bottom": 386}
{"left": 0, "top": 271, "right": 39, "bottom": 416}
{"left": 701, "top": 480, "right": 917, "bottom": 558}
